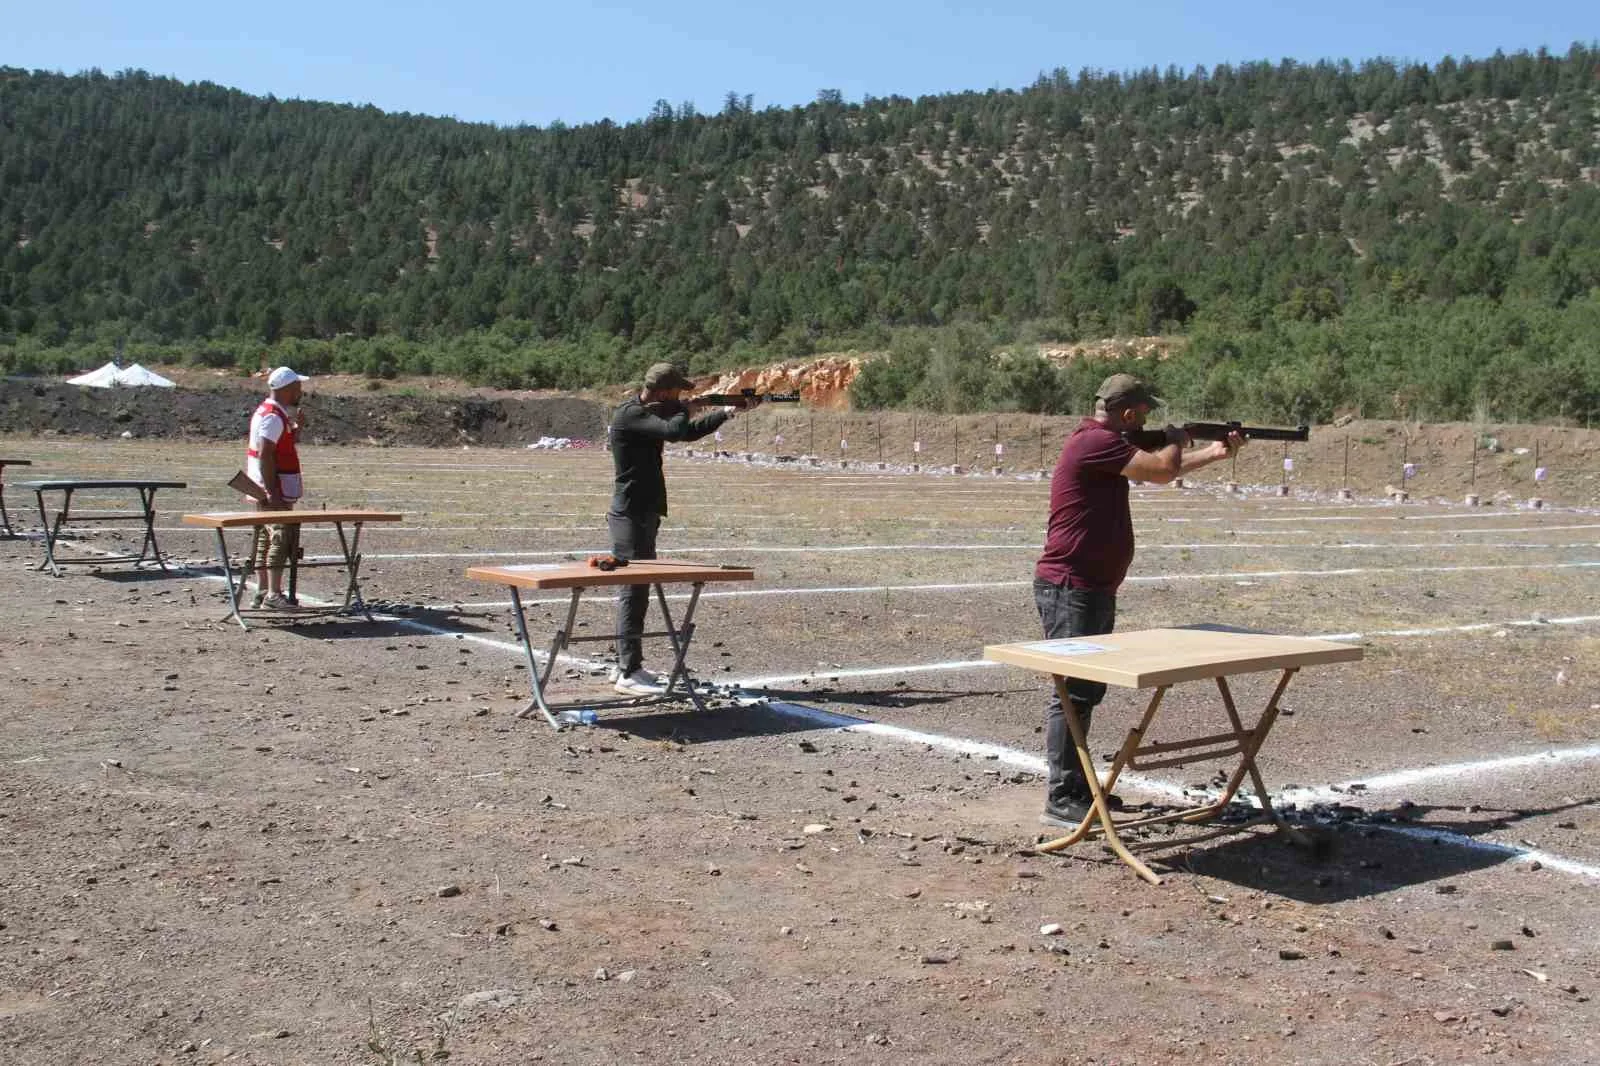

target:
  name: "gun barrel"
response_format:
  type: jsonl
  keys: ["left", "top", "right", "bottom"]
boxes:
{"left": 694, "top": 392, "right": 801, "bottom": 405}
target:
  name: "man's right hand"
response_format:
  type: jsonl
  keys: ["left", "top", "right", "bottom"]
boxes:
{"left": 1162, "top": 424, "right": 1191, "bottom": 448}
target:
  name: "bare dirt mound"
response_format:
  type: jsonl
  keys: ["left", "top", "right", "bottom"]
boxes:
{"left": 0, "top": 379, "right": 606, "bottom": 447}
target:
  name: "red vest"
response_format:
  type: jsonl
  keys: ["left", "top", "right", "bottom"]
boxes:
{"left": 247, "top": 399, "right": 300, "bottom": 473}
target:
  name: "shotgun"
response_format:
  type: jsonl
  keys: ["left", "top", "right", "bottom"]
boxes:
{"left": 689, "top": 388, "right": 801, "bottom": 409}
{"left": 1123, "top": 421, "right": 1310, "bottom": 450}
{"left": 228, "top": 470, "right": 269, "bottom": 503}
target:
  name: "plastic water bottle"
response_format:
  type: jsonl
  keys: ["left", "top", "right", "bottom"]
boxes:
{"left": 556, "top": 709, "right": 598, "bottom": 726}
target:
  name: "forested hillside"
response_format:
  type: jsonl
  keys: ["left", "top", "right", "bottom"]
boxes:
{"left": 2, "top": 47, "right": 1598, "bottom": 422}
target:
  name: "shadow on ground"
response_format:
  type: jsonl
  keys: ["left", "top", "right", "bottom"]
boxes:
{"left": 1139, "top": 797, "right": 1597, "bottom": 901}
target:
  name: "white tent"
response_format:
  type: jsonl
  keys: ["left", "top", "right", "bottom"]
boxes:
{"left": 66, "top": 362, "right": 122, "bottom": 387}
{"left": 66, "top": 362, "right": 177, "bottom": 388}
{"left": 115, "top": 363, "right": 176, "bottom": 387}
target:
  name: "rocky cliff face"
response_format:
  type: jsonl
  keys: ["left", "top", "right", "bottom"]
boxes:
{"left": 700, "top": 355, "right": 865, "bottom": 410}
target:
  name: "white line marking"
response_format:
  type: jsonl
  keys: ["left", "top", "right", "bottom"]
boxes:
{"left": 46, "top": 543, "right": 1600, "bottom": 880}
{"left": 749, "top": 702, "right": 1600, "bottom": 880}
{"left": 1275, "top": 745, "right": 1600, "bottom": 806}
{"left": 310, "top": 541, "right": 1600, "bottom": 562}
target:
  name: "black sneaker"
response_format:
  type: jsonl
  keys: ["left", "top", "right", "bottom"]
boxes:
{"left": 1039, "top": 791, "right": 1126, "bottom": 828}
{"left": 1040, "top": 798, "right": 1091, "bottom": 828}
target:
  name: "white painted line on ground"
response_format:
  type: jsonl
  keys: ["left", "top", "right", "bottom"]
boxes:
{"left": 750, "top": 701, "right": 1600, "bottom": 880}
{"left": 382, "top": 559, "right": 1600, "bottom": 613}
{"left": 1279, "top": 744, "right": 1600, "bottom": 806}
{"left": 49, "top": 545, "right": 1599, "bottom": 881}
{"left": 306, "top": 541, "right": 1600, "bottom": 563}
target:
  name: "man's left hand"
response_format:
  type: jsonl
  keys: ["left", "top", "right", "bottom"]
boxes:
{"left": 1207, "top": 431, "right": 1245, "bottom": 459}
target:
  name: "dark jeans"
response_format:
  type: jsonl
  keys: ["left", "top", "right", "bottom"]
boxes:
{"left": 1033, "top": 577, "right": 1116, "bottom": 805}
{"left": 608, "top": 510, "right": 660, "bottom": 674}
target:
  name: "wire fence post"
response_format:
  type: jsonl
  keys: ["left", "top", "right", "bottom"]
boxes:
{"left": 1339, "top": 436, "right": 1352, "bottom": 500}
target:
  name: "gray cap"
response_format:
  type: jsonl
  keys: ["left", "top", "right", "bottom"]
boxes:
{"left": 1095, "top": 373, "right": 1162, "bottom": 409}
{"left": 643, "top": 362, "right": 694, "bottom": 390}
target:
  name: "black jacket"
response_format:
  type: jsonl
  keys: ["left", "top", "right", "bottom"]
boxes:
{"left": 608, "top": 396, "right": 729, "bottom": 516}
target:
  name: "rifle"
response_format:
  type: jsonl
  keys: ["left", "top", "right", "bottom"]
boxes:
{"left": 689, "top": 388, "right": 802, "bottom": 409}
{"left": 1122, "top": 421, "right": 1310, "bottom": 450}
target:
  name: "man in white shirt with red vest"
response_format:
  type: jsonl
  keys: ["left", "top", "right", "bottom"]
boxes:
{"left": 246, "top": 366, "right": 308, "bottom": 608}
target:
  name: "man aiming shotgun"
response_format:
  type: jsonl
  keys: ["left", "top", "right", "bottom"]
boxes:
{"left": 1033, "top": 374, "right": 1243, "bottom": 826}
{"left": 607, "top": 363, "right": 760, "bottom": 696}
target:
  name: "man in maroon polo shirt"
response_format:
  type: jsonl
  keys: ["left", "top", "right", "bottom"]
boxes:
{"left": 1035, "top": 373, "right": 1242, "bottom": 826}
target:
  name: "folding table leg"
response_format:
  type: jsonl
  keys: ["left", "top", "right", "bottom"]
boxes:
{"left": 1036, "top": 676, "right": 1164, "bottom": 884}
{"left": 35, "top": 489, "right": 67, "bottom": 576}
{"left": 333, "top": 522, "right": 372, "bottom": 620}
{"left": 508, "top": 585, "right": 572, "bottom": 728}
{"left": 655, "top": 581, "right": 709, "bottom": 713}
{"left": 214, "top": 528, "right": 249, "bottom": 630}
{"left": 286, "top": 523, "right": 302, "bottom": 605}
{"left": 135, "top": 486, "right": 167, "bottom": 569}
{"left": 0, "top": 481, "right": 12, "bottom": 537}
{"left": 1211, "top": 670, "right": 1307, "bottom": 843}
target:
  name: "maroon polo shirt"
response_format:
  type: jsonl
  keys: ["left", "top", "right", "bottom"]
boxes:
{"left": 1035, "top": 418, "right": 1138, "bottom": 591}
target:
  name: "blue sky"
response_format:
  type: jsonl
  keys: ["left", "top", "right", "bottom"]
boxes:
{"left": 9, "top": 0, "right": 1595, "bottom": 127}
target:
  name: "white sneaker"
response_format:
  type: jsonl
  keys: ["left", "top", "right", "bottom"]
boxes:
{"left": 614, "top": 669, "right": 666, "bottom": 696}
{"left": 260, "top": 592, "right": 290, "bottom": 610}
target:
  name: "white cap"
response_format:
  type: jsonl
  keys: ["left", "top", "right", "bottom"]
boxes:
{"left": 267, "top": 366, "right": 308, "bottom": 389}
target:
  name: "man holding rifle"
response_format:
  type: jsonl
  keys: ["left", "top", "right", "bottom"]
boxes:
{"left": 1034, "top": 373, "right": 1241, "bottom": 826}
{"left": 245, "top": 366, "right": 309, "bottom": 609}
{"left": 607, "top": 362, "right": 758, "bottom": 695}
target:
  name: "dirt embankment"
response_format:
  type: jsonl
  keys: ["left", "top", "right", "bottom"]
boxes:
{"left": 0, "top": 379, "right": 607, "bottom": 447}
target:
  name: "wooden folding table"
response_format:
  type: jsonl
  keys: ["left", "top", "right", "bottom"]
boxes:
{"left": 22, "top": 478, "right": 188, "bottom": 575}
{"left": 181, "top": 510, "right": 403, "bottom": 630}
{"left": 985, "top": 627, "right": 1363, "bottom": 884}
{"left": 466, "top": 559, "right": 755, "bottom": 728}
{"left": 0, "top": 459, "right": 31, "bottom": 537}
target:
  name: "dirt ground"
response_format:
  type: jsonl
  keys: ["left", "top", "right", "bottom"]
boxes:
{"left": 2, "top": 435, "right": 1599, "bottom": 1065}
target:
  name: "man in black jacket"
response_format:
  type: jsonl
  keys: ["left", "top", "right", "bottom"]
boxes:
{"left": 608, "top": 362, "right": 756, "bottom": 695}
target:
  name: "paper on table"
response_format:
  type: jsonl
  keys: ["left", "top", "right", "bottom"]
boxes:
{"left": 500, "top": 563, "right": 566, "bottom": 572}
{"left": 1018, "top": 639, "right": 1112, "bottom": 656}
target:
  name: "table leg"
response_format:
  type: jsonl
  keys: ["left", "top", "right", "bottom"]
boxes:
{"left": 1209, "top": 670, "right": 1301, "bottom": 835}
{"left": 654, "top": 581, "right": 709, "bottom": 713}
{"left": 333, "top": 522, "right": 372, "bottom": 620}
{"left": 286, "top": 523, "right": 302, "bottom": 605}
{"left": 508, "top": 585, "right": 568, "bottom": 728}
{"left": 140, "top": 486, "right": 169, "bottom": 570}
{"left": 35, "top": 489, "right": 67, "bottom": 576}
{"left": 1036, "top": 677, "right": 1165, "bottom": 884}
{"left": 0, "top": 480, "right": 12, "bottom": 537}
{"left": 214, "top": 528, "right": 248, "bottom": 630}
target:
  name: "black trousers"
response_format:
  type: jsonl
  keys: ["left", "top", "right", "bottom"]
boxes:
{"left": 608, "top": 510, "right": 660, "bottom": 674}
{"left": 1033, "top": 577, "right": 1116, "bottom": 805}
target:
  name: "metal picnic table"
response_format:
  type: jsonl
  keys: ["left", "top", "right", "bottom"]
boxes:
{"left": 21, "top": 478, "right": 188, "bottom": 575}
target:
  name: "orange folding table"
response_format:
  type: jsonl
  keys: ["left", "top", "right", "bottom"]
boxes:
{"left": 182, "top": 510, "right": 403, "bottom": 630}
{"left": 465, "top": 559, "right": 755, "bottom": 728}
{"left": 986, "top": 627, "right": 1363, "bottom": 884}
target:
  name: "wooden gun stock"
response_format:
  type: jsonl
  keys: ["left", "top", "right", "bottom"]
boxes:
{"left": 228, "top": 470, "right": 269, "bottom": 502}
{"left": 1123, "top": 422, "right": 1310, "bottom": 450}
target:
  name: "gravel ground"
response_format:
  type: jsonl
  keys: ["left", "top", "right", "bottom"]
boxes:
{"left": 2, "top": 436, "right": 1598, "bottom": 1065}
